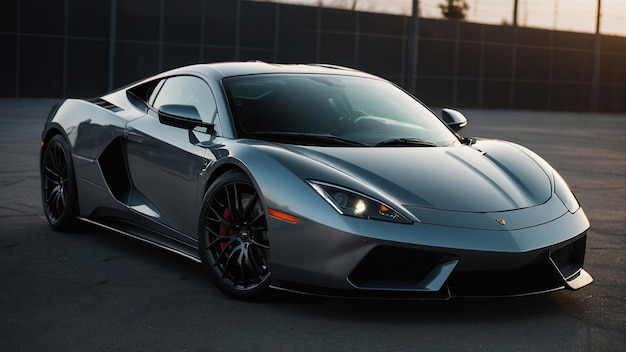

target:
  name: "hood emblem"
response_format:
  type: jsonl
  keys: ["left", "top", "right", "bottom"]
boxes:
{"left": 495, "top": 218, "right": 506, "bottom": 226}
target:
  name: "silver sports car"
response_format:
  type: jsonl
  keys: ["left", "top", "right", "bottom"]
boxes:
{"left": 41, "top": 62, "right": 593, "bottom": 299}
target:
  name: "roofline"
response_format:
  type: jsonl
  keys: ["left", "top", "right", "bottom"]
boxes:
{"left": 162, "top": 61, "right": 379, "bottom": 81}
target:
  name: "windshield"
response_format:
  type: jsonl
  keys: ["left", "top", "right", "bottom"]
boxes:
{"left": 224, "top": 74, "right": 458, "bottom": 147}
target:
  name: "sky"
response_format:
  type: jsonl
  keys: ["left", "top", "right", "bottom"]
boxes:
{"left": 256, "top": 0, "right": 626, "bottom": 37}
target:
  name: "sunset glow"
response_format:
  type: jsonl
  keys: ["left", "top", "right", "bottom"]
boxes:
{"left": 257, "top": 0, "right": 626, "bottom": 36}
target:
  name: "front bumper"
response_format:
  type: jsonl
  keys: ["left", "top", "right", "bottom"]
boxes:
{"left": 268, "top": 202, "right": 592, "bottom": 299}
{"left": 271, "top": 231, "right": 591, "bottom": 299}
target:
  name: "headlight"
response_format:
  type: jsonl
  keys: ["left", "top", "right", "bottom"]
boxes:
{"left": 553, "top": 171, "right": 580, "bottom": 213}
{"left": 308, "top": 180, "right": 412, "bottom": 224}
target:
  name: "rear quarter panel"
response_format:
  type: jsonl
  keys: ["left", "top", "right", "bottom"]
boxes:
{"left": 43, "top": 98, "right": 144, "bottom": 219}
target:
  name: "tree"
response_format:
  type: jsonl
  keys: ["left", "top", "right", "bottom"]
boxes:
{"left": 439, "top": 0, "right": 469, "bottom": 20}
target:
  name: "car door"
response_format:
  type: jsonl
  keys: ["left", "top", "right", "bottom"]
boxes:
{"left": 124, "top": 75, "right": 218, "bottom": 244}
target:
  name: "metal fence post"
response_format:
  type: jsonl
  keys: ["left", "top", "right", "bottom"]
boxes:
{"left": 591, "top": 0, "right": 602, "bottom": 112}
{"left": 407, "top": 0, "right": 419, "bottom": 94}
{"left": 107, "top": 0, "right": 117, "bottom": 91}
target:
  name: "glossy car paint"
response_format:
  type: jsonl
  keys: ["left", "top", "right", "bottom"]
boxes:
{"left": 41, "top": 62, "right": 592, "bottom": 298}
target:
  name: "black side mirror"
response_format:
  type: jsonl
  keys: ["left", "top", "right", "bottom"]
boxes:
{"left": 441, "top": 108, "right": 468, "bottom": 132}
{"left": 158, "top": 104, "right": 214, "bottom": 133}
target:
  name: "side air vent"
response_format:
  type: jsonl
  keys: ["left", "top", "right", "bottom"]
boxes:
{"left": 90, "top": 98, "right": 123, "bottom": 112}
{"left": 99, "top": 138, "right": 131, "bottom": 203}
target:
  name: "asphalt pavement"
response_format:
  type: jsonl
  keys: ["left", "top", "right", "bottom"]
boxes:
{"left": 1, "top": 99, "right": 624, "bottom": 351}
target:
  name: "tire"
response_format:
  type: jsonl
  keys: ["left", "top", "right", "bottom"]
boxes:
{"left": 199, "top": 170, "right": 271, "bottom": 299}
{"left": 41, "top": 134, "right": 79, "bottom": 231}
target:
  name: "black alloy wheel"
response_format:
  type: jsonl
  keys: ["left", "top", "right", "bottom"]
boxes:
{"left": 41, "top": 134, "right": 78, "bottom": 231}
{"left": 199, "top": 170, "right": 271, "bottom": 299}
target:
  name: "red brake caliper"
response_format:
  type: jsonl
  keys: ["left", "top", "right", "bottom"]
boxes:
{"left": 219, "top": 208, "right": 232, "bottom": 251}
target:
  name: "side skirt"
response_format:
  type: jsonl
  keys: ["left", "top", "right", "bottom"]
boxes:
{"left": 77, "top": 217, "right": 201, "bottom": 263}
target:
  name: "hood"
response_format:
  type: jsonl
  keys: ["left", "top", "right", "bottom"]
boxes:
{"left": 288, "top": 140, "right": 552, "bottom": 213}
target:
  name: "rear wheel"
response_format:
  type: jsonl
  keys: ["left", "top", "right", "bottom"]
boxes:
{"left": 199, "top": 170, "right": 271, "bottom": 299}
{"left": 41, "top": 134, "right": 78, "bottom": 231}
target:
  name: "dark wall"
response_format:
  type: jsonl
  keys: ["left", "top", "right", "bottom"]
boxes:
{"left": 2, "top": 0, "right": 625, "bottom": 112}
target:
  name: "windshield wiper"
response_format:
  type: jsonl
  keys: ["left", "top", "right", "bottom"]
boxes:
{"left": 375, "top": 138, "right": 440, "bottom": 147}
{"left": 249, "top": 132, "right": 368, "bottom": 146}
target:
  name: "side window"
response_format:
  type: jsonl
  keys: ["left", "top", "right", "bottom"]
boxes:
{"left": 151, "top": 76, "right": 217, "bottom": 124}
{"left": 126, "top": 79, "right": 163, "bottom": 111}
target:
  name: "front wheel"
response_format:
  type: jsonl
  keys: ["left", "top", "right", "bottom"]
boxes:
{"left": 199, "top": 170, "right": 271, "bottom": 299}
